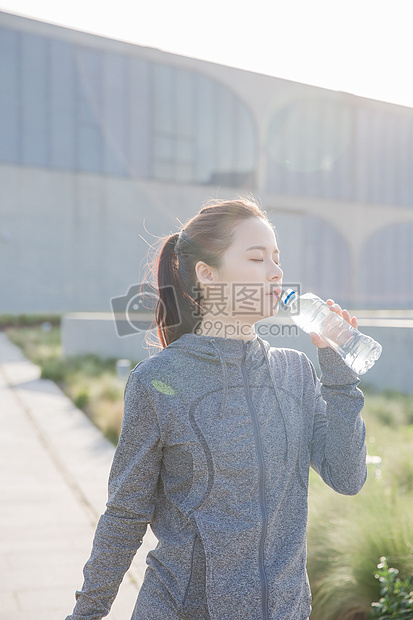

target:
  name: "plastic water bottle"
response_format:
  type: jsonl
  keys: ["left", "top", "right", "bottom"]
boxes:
{"left": 280, "top": 289, "right": 382, "bottom": 375}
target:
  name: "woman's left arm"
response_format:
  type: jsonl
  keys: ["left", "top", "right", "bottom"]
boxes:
{"left": 309, "top": 301, "right": 368, "bottom": 495}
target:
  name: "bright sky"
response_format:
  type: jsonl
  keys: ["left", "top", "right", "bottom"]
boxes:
{"left": 1, "top": 0, "right": 413, "bottom": 108}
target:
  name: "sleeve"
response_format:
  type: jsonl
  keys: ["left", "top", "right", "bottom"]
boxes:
{"left": 65, "top": 371, "right": 163, "bottom": 620}
{"left": 309, "top": 346, "right": 367, "bottom": 496}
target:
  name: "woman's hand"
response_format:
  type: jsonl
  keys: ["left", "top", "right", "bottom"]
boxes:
{"left": 310, "top": 299, "right": 358, "bottom": 349}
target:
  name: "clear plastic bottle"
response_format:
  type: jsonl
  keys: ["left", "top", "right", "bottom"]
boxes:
{"left": 280, "top": 289, "right": 382, "bottom": 375}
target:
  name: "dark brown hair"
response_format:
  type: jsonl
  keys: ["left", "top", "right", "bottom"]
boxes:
{"left": 144, "top": 196, "right": 274, "bottom": 349}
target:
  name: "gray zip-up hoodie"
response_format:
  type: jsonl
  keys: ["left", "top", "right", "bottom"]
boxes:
{"left": 66, "top": 332, "right": 367, "bottom": 620}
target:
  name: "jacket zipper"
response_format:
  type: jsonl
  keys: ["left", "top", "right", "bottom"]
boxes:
{"left": 182, "top": 534, "right": 198, "bottom": 608}
{"left": 241, "top": 341, "right": 269, "bottom": 620}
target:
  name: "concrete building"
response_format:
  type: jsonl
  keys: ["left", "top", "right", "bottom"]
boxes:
{"left": 1, "top": 9, "right": 413, "bottom": 318}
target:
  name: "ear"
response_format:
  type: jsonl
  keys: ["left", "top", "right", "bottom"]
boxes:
{"left": 195, "top": 260, "right": 217, "bottom": 284}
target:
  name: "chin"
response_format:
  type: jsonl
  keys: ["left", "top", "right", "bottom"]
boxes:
{"left": 257, "top": 308, "right": 279, "bottom": 323}
{"left": 264, "top": 301, "right": 280, "bottom": 319}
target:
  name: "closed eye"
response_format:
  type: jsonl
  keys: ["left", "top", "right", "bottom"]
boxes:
{"left": 250, "top": 259, "right": 282, "bottom": 267}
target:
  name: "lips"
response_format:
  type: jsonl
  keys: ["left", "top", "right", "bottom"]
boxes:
{"left": 266, "top": 288, "right": 282, "bottom": 299}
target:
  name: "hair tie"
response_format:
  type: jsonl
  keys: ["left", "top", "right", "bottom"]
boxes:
{"left": 174, "top": 229, "right": 189, "bottom": 257}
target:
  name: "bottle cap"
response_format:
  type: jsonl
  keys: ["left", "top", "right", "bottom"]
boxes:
{"left": 280, "top": 289, "right": 296, "bottom": 310}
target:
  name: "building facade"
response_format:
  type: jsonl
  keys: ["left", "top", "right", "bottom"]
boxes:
{"left": 1, "top": 9, "right": 413, "bottom": 314}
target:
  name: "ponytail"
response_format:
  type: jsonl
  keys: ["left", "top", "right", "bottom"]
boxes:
{"left": 155, "top": 232, "right": 202, "bottom": 348}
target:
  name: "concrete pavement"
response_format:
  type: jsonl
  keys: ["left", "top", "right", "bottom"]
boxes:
{"left": 0, "top": 331, "right": 157, "bottom": 620}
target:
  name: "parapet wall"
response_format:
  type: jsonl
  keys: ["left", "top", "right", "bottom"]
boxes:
{"left": 62, "top": 312, "right": 413, "bottom": 394}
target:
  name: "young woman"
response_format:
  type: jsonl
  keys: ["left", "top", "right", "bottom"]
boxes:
{"left": 66, "top": 197, "right": 367, "bottom": 620}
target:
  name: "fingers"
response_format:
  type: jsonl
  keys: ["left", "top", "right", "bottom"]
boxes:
{"left": 313, "top": 299, "right": 359, "bottom": 350}
{"left": 342, "top": 308, "right": 351, "bottom": 322}
{"left": 310, "top": 331, "right": 329, "bottom": 348}
{"left": 326, "top": 299, "right": 358, "bottom": 328}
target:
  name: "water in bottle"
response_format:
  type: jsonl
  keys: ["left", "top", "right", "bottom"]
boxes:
{"left": 280, "top": 289, "right": 382, "bottom": 375}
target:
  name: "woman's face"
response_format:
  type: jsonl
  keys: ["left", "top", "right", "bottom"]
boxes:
{"left": 195, "top": 217, "right": 283, "bottom": 325}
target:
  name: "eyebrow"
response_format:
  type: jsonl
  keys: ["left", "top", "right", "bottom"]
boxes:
{"left": 245, "top": 245, "right": 280, "bottom": 253}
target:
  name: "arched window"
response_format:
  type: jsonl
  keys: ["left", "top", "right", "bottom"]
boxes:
{"left": 302, "top": 215, "right": 352, "bottom": 305}
{"left": 358, "top": 223, "right": 413, "bottom": 308}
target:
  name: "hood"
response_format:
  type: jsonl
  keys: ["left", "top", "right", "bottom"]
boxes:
{"left": 167, "top": 331, "right": 263, "bottom": 362}
{"left": 166, "top": 332, "right": 290, "bottom": 461}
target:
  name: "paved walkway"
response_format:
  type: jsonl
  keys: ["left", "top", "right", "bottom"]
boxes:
{"left": 0, "top": 331, "right": 157, "bottom": 620}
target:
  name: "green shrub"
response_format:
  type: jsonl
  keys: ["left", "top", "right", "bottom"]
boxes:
{"left": 383, "top": 443, "right": 413, "bottom": 494}
{"left": 74, "top": 389, "right": 90, "bottom": 410}
{"left": 368, "top": 556, "right": 413, "bottom": 619}
{"left": 363, "top": 393, "right": 413, "bottom": 429}
{"left": 0, "top": 314, "right": 60, "bottom": 328}
{"left": 307, "top": 477, "right": 413, "bottom": 620}
{"left": 41, "top": 358, "right": 67, "bottom": 382}
{"left": 6, "top": 325, "right": 62, "bottom": 366}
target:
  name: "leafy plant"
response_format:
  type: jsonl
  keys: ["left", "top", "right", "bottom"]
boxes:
{"left": 307, "top": 476, "right": 413, "bottom": 620}
{"left": 74, "top": 389, "right": 90, "bottom": 410}
{"left": 0, "top": 314, "right": 60, "bottom": 328}
{"left": 368, "top": 557, "right": 413, "bottom": 619}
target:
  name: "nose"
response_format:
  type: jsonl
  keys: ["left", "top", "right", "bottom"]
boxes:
{"left": 269, "top": 262, "right": 283, "bottom": 282}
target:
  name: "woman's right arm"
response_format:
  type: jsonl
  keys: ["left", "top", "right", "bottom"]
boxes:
{"left": 65, "top": 370, "right": 163, "bottom": 620}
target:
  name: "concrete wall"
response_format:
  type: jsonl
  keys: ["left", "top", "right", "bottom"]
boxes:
{"left": 2, "top": 161, "right": 413, "bottom": 315}
{"left": 0, "top": 164, "right": 255, "bottom": 314}
{"left": 61, "top": 312, "right": 413, "bottom": 394}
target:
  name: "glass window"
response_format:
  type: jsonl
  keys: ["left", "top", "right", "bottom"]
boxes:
{"left": 398, "top": 115, "right": 413, "bottom": 207}
{"left": 76, "top": 48, "right": 103, "bottom": 172}
{"left": 215, "top": 84, "right": 235, "bottom": 174}
{"left": 78, "top": 124, "right": 101, "bottom": 172}
{"left": 128, "top": 57, "right": 151, "bottom": 178}
{"left": 21, "top": 33, "right": 49, "bottom": 166}
{"left": 154, "top": 134, "right": 173, "bottom": 160}
{"left": 50, "top": 39, "right": 76, "bottom": 169}
{"left": 152, "top": 64, "right": 196, "bottom": 181}
{"left": 102, "top": 52, "right": 128, "bottom": 175}
{"left": 0, "top": 27, "right": 19, "bottom": 163}
{"left": 359, "top": 223, "right": 413, "bottom": 308}
{"left": 303, "top": 215, "right": 351, "bottom": 304}
{"left": 175, "top": 137, "right": 193, "bottom": 163}
{"left": 195, "top": 74, "right": 215, "bottom": 183}
{"left": 153, "top": 64, "right": 174, "bottom": 134}
{"left": 150, "top": 62, "right": 256, "bottom": 186}
{"left": 0, "top": 24, "right": 257, "bottom": 188}
{"left": 175, "top": 68, "right": 194, "bottom": 137}
{"left": 235, "top": 102, "right": 255, "bottom": 172}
